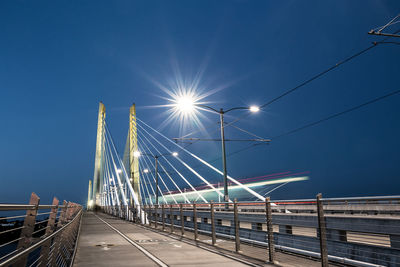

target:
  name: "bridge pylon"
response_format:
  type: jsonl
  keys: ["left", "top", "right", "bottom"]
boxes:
{"left": 129, "top": 104, "right": 141, "bottom": 204}
{"left": 92, "top": 102, "right": 106, "bottom": 206}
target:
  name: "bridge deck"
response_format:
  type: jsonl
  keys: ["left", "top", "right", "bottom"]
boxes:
{"left": 73, "top": 212, "right": 257, "bottom": 266}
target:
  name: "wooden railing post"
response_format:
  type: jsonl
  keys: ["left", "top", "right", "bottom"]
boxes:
{"left": 210, "top": 201, "right": 216, "bottom": 245}
{"left": 265, "top": 197, "right": 275, "bottom": 263}
{"left": 38, "top": 197, "right": 59, "bottom": 267}
{"left": 317, "top": 193, "right": 329, "bottom": 267}
{"left": 15, "top": 192, "right": 40, "bottom": 266}
{"left": 193, "top": 202, "right": 198, "bottom": 240}
{"left": 50, "top": 200, "right": 68, "bottom": 267}
{"left": 234, "top": 199, "right": 240, "bottom": 252}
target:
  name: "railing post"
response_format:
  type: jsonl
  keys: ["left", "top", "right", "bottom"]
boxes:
{"left": 15, "top": 192, "right": 40, "bottom": 267}
{"left": 193, "top": 202, "right": 198, "bottom": 240}
{"left": 170, "top": 204, "right": 174, "bottom": 233}
{"left": 210, "top": 201, "right": 216, "bottom": 245}
{"left": 39, "top": 197, "right": 59, "bottom": 267}
{"left": 148, "top": 205, "right": 152, "bottom": 227}
{"left": 265, "top": 197, "right": 275, "bottom": 263}
{"left": 139, "top": 205, "right": 142, "bottom": 224}
{"left": 317, "top": 193, "right": 329, "bottom": 267}
{"left": 180, "top": 203, "right": 184, "bottom": 236}
{"left": 162, "top": 204, "right": 165, "bottom": 231}
{"left": 50, "top": 200, "right": 68, "bottom": 267}
{"left": 155, "top": 204, "right": 158, "bottom": 229}
{"left": 234, "top": 199, "right": 240, "bottom": 252}
{"left": 149, "top": 205, "right": 152, "bottom": 227}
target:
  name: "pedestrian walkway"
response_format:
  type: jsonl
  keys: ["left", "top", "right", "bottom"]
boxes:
{"left": 73, "top": 212, "right": 260, "bottom": 266}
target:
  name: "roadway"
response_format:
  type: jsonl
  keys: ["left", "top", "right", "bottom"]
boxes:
{"left": 73, "top": 212, "right": 263, "bottom": 267}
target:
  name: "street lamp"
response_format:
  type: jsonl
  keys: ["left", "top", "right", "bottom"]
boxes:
{"left": 135, "top": 151, "right": 178, "bottom": 204}
{"left": 175, "top": 100, "right": 260, "bottom": 203}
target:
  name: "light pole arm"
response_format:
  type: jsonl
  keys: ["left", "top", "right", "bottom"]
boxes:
{"left": 224, "top": 107, "right": 250, "bottom": 113}
{"left": 196, "top": 104, "right": 221, "bottom": 114}
{"left": 140, "top": 153, "right": 156, "bottom": 159}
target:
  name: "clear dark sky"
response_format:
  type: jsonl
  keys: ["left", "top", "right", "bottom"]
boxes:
{"left": 1, "top": 1, "right": 399, "bottom": 205}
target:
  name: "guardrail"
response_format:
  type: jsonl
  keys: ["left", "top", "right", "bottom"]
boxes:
{"left": 0, "top": 192, "right": 82, "bottom": 267}
{"left": 103, "top": 194, "right": 400, "bottom": 267}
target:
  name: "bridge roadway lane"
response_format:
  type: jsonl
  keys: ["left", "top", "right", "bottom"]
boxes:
{"left": 73, "top": 212, "right": 254, "bottom": 267}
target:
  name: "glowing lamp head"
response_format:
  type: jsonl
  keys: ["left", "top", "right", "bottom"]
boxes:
{"left": 133, "top": 151, "right": 141, "bottom": 158}
{"left": 249, "top": 105, "right": 260, "bottom": 113}
{"left": 144, "top": 169, "right": 149, "bottom": 173}
{"left": 117, "top": 169, "right": 122, "bottom": 173}
{"left": 172, "top": 152, "right": 178, "bottom": 157}
{"left": 176, "top": 95, "right": 195, "bottom": 114}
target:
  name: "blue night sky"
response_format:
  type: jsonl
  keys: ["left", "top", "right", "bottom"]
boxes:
{"left": 0, "top": 1, "right": 399, "bottom": 205}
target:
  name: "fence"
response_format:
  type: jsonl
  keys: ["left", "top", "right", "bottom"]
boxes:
{"left": 0, "top": 192, "right": 82, "bottom": 267}
{"left": 105, "top": 194, "right": 400, "bottom": 267}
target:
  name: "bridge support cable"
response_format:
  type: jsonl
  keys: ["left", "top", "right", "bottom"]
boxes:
{"left": 137, "top": 156, "right": 157, "bottom": 205}
{"left": 101, "top": 147, "right": 113, "bottom": 209}
{"left": 137, "top": 122, "right": 206, "bottom": 203}
{"left": 137, "top": 121, "right": 225, "bottom": 202}
{"left": 104, "top": 148, "right": 118, "bottom": 211}
{"left": 104, "top": 137, "right": 122, "bottom": 214}
{"left": 137, "top": 154, "right": 157, "bottom": 204}
{"left": 137, "top": 134, "right": 178, "bottom": 204}
{"left": 129, "top": 120, "right": 177, "bottom": 205}
{"left": 158, "top": 161, "right": 190, "bottom": 204}
{"left": 104, "top": 123, "right": 147, "bottom": 223}
{"left": 104, "top": 133, "right": 128, "bottom": 206}
{"left": 137, "top": 127, "right": 196, "bottom": 204}
{"left": 137, "top": 117, "right": 266, "bottom": 201}
{"left": 139, "top": 180, "right": 149, "bottom": 206}
{"left": 138, "top": 136, "right": 178, "bottom": 204}
{"left": 136, "top": 141, "right": 169, "bottom": 204}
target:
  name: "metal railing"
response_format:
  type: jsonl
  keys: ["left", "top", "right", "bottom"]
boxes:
{"left": 0, "top": 192, "right": 82, "bottom": 267}
{"left": 103, "top": 194, "right": 400, "bottom": 267}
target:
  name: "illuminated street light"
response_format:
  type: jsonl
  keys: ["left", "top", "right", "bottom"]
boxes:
{"left": 175, "top": 95, "right": 195, "bottom": 114}
{"left": 133, "top": 151, "right": 141, "bottom": 158}
{"left": 117, "top": 169, "right": 122, "bottom": 173}
{"left": 140, "top": 151, "right": 179, "bottom": 204}
{"left": 174, "top": 99, "right": 261, "bottom": 204}
{"left": 250, "top": 105, "right": 260, "bottom": 113}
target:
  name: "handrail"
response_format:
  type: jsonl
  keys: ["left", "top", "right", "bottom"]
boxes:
{"left": 137, "top": 195, "right": 400, "bottom": 208}
{"left": 0, "top": 204, "right": 67, "bottom": 211}
{"left": 0, "top": 209, "right": 82, "bottom": 267}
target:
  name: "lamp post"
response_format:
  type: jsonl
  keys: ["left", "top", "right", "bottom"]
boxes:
{"left": 196, "top": 105, "right": 260, "bottom": 203}
{"left": 135, "top": 151, "right": 178, "bottom": 205}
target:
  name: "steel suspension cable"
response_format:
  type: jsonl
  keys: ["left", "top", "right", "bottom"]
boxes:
{"left": 137, "top": 121, "right": 209, "bottom": 202}
{"left": 137, "top": 117, "right": 265, "bottom": 201}
{"left": 136, "top": 140, "right": 169, "bottom": 204}
{"left": 137, "top": 133, "right": 178, "bottom": 204}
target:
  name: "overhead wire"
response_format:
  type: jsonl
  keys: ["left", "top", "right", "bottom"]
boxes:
{"left": 175, "top": 29, "right": 400, "bottom": 155}
{"left": 137, "top": 117, "right": 265, "bottom": 201}
{"left": 186, "top": 30, "right": 400, "bottom": 162}
{"left": 137, "top": 140, "right": 169, "bottom": 204}
{"left": 137, "top": 133, "right": 178, "bottom": 204}
{"left": 137, "top": 120, "right": 208, "bottom": 202}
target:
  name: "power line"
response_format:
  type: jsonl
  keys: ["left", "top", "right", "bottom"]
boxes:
{"left": 221, "top": 29, "right": 400, "bottom": 131}
{"left": 272, "top": 89, "right": 400, "bottom": 139}
{"left": 224, "top": 88, "right": 400, "bottom": 159}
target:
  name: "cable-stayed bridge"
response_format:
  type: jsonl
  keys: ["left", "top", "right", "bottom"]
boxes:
{"left": 89, "top": 102, "right": 309, "bottom": 214}
{"left": 1, "top": 102, "right": 400, "bottom": 267}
